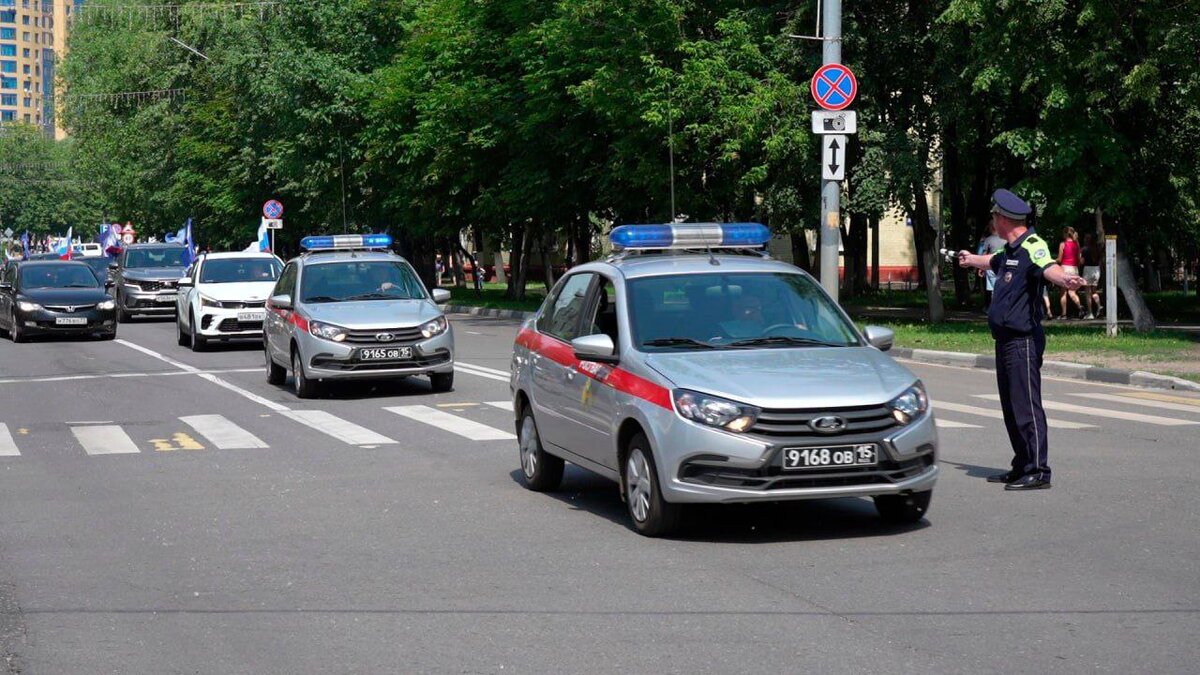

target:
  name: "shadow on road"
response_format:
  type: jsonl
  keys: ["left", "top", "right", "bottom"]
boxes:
{"left": 942, "top": 460, "right": 1008, "bottom": 480}
{"left": 509, "top": 468, "right": 930, "bottom": 543}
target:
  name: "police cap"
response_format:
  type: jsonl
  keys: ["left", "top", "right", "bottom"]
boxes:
{"left": 991, "top": 189, "right": 1031, "bottom": 221}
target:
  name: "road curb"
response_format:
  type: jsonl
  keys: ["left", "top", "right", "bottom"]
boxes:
{"left": 891, "top": 347, "right": 1200, "bottom": 393}
{"left": 446, "top": 307, "right": 1200, "bottom": 394}
{"left": 446, "top": 305, "right": 535, "bottom": 321}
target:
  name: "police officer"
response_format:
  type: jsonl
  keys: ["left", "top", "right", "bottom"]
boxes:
{"left": 957, "top": 189, "right": 1086, "bottom": 490}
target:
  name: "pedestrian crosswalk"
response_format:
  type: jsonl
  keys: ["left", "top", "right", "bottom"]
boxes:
{"left": 0, "top": 388, "right": 1196, "bottom": 459}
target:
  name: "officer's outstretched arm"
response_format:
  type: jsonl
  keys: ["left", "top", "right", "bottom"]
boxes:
{"left": 1043, "top": 264, "right": 1087, "bottom": 291}
{"left": 957, "top": 251, "right": 993, "bottom": 271}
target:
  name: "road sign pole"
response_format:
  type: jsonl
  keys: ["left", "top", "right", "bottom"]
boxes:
{"left": 1105, "top": 235, "right": 1118, "bottom": 337}
{"left": 819, "top": 0, "right": 842, "bottom": 301}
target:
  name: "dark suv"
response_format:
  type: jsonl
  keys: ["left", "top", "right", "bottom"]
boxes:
{"left": 111, "top": 243, "right": 189, "bottom": 321}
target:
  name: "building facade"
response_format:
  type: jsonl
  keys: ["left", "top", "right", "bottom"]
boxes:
{"left": 1, "top": 0, "right": 77, "bottom": 138}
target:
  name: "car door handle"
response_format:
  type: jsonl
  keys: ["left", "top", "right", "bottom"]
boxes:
{"left": 565, "top": 370, "right": 575, "bottom": 381}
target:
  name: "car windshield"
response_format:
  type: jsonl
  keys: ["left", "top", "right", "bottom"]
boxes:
{"left": 628, "top": 272, "right": 861, "bottom": 351}
{"left": 78, "top": 256, "right": 113, "bottom": 281}
{"left": 125, "top": 248, "right": 187, "bottom": 268}
{"left": 300, "top": 261, "right": 426, "bottom": 303}
{"left": 20, "top": 264, "right": 100, "bottom": 289}
{"left": 200, "top": 258, "right": 281, "bottom": 284}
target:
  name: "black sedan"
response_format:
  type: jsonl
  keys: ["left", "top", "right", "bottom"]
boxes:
{"left": 0, "top": 261, "right": 118, "bottom": 342}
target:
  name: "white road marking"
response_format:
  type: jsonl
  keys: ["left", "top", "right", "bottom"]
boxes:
{"left": 1068, "top": 393, "right": 1200, "bottom": 415}
{"left": 457, "top": 361, "right": 509, "bottom": 377}
{"left": 114, "top": 339, "right": 200, "bottom": 373}
{"left": 455, "top": 363, "right": 509, "bottom": 382}
{"left": 72, "top": 425, "right": 140, "bottom": 455}
{"left": 935, "top": 418, "right": 982, "bottom": 429}
{"left": 181, "top": 415, "right": 269, "bottom": 450}
{"left": 195, "top": 373, "right": 291, "bottom": 412}
{"left": 485, "top": 400, "right": 514, "bottom": 412}
{"left": 385, "top": 405, "right": 516, "bottom": 441}
{"left": 932, "top": 400, "right": 1094, "bottom": 430}
{"left": 0, "top": 424, "right": 19, "bottom": 457}
{"left": 974, "top": 394, "right": 1199, "bottom": 426}
{"left": 280, "top": 410, "right": 395, "bottom": 446}
{"left": 0, "top": 368, "right": 260, "bottom": 385}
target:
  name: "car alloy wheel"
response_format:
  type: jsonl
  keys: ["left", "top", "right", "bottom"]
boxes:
{"left": 626, "top": 448, "right": 653, "bottom": 523}
{"left": 520, "top": 415, "right": 539, "bottom": 479}
{"left": 516, "top": 409, "right": 563, "bottom": 491}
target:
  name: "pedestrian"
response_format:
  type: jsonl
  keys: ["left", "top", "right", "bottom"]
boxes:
{"left": 1081, "top": 233, "right": 1103, "bottom": 319}
{"left": 957, "top": 189, "right": 1087, "bottom": 490}
{"left": 1056, "top": 226, "right": 1083, "bottom": 319}
{"left": 977, "top": 221, "right": 1005, "bottom": 309}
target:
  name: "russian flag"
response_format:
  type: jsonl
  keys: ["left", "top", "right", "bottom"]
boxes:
{"left": 244, "top": 220, "right": 270, "bottom": 252}
{"left": 55, "top": 227, "right": 73, "bottom": 260}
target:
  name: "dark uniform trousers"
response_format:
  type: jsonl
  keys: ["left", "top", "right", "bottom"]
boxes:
{"left": 994, "top": 332, "right": 1051, "bottom": 480}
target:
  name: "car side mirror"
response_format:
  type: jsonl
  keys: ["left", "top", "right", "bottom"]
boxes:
{"left": 108, "top": 262, "right": 119, "bottom": 271}
{"left": 177, "top": 277, "right": 193, "bottom": 287}
{"left": 104, "top": 280, "right": 115, "bottom": 289}
{"left": 0, "top": 282, "right": 10, "bottom": 291}
{"left": 572, "top": 334, "right": 618, "bottom": 364}
{"left": 863, "top": 325, "right": 894, "bottom": 352}
{"left": 431, "top": 288, "right": 451, "bottom": 304}
{"left": 268, "top": 294, "right": 292, "bottom": 310}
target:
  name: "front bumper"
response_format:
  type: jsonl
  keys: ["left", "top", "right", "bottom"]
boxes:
{"left": 15, "top": 307, "right": 116, "bottom": 335}
{"left": 655, "top": 409, "right": 940, "bottom": 504}
{"left": 122, "top": 287, "right": 178, "bottom": 314}
{"left": 195, "top": 306, "right": 267, "bottom": 338}
{"left": 297, "top": 328, "right": 455, "bottom": 380}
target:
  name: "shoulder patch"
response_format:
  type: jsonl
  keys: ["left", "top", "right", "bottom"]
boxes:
{"left": 1020, "top": 237, "right": 1053, "bottom": 268}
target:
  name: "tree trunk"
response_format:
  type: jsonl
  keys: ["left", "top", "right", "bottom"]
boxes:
{"left": 1096, "top": 209, "right": 1156, "bottom": 332}
{"left": 943, "top": 126, "right": 970, "bottom": 307}
{"left": 912, "top": 181, "right": 944, "bottom": 322}
{"left": 792, "top": 229, "right": 813, "bottom": 275}
{"left": 540, "top": 232, "right": 556, "bottom": 290}
{"left": 846, "top": 213, "right": 868, "bottom": 298}
{"left": 870, "top": 215, "right": 879, "bottom": 290}
{"left": 510, "top": 224, "right": 534, "bottom": 301}
{"left": 574, "top": 218, "right": 592, "bottom": 266}
{"left": 505, "top": 223, "right": 525, "bottom": 300}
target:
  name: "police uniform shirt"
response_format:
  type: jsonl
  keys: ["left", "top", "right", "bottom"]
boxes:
{"left": 987, "top": 229, "right": 1055, "bottom": 338}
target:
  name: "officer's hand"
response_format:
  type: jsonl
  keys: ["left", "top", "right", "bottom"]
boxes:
{"left": 956, "top": 250, "right": 971, "bottom": 268}
{"left": 1063, "top": 275, "right": 1086, "bottom": 291}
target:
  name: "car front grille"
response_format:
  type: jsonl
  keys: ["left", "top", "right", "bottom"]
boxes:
{"left": 216, "top": 318, "right": 264, "bottom": 333}
{"left": 310, "top": 351, "right": 451, "bottom": 371}
{"left": 214, "top": 300, "right": 266, "bottom": 310}
{"left": 341, "top": 325, "right": 426, "bottom": 345}
{"left": 749, "top": 403, "right": 899, "bottom": 440}
{"left": 44, "top": 304, "right": 97, "bottom": 313}
{"left": 128, "top": 279, "right": 175, "bottom": 292}
{"left": 679, "top": 452, "right": 935, "bottom": 491}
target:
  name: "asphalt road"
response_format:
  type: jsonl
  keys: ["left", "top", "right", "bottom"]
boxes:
{"left": 0, "top": 315, "right": 1197, "bottom": 674}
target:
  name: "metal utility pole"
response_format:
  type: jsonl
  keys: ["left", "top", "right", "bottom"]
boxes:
{"left": 819, "top": 0, "right": 842, "bottom": 301}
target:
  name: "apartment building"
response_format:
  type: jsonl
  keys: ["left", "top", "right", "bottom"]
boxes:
{"left": 0, "top": 0, "right": 78, "bottom": 138}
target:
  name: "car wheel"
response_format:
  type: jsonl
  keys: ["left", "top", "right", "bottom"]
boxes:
{"left": 176, "top": 312, "right": 189, "bottom": 346}
{"left": 265, "top": 343, "right": 286, "bottom": 385}
{"left": 117, "top": 294, "right": 132, "bottom": 323}
{"left": 517, "top": 409, "right": 563, "bottom": 492}
{"left": 623, "top": 433, "right": 681, "bottom": 537}
{"left": 189, "top": 312, "right": 206, "bottom": 352}
{"left": 292, "top": 349, "right": 317, "bottom": 399}
{"left": 874, "top": 490, "right": 932, "bottom": 525}
{"left": 430, "top": 370, "right": 454, "bottom": 393}
{"left": 9, "top": 316, "right": 25, "bottom": 343}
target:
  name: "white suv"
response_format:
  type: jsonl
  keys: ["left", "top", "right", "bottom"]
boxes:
{"left": 176, "top": 252, "right": 283, "bottom": 351}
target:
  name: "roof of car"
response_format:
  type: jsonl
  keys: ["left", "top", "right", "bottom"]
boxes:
{"left": 293, "top": 250, "right": 405, "bottom": 265}
{"left": 200, "top": 251, "right": 279, "bottom": 261}
{"left": 126, "top": 242, "right": 184, "bottom": 249}
{"left": 592, "top": 252, "right": 806, "bottom": 280}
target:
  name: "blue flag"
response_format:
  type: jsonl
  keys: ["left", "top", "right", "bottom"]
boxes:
{"left": 180, "top": 218, "right": 195, "bottom": 267}
{"left": 20, "top": 231, "right": 29, "bottom": 260}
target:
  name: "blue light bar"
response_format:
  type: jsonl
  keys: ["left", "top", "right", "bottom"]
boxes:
{"left": 300, "top": 234, "right": 393, "bottom": 251}
{"left": 609, "top": 223, "right": 770, "bottom": 250}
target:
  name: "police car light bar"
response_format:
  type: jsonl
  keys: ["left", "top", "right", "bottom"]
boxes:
{"left": 300, "top": 234, "right": 393, "bottom": 251}
{"left": 609, "top": 223, "right": 770, "bottom": 251}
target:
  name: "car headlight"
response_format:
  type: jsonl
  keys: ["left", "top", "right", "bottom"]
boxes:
{"left": 309, "top": 320, "right": 348, "bottom": 342}
{"left": 16, "top": 301, "right": 41, "bottom": 312}
{"left": 673, "top": 389, "right": 760, "bottom": 433}
{"left": 888, "top": 382, "right": 929, "bottom": 425}
{"left": 123, "top": 283, "right": 142, "bottom": 292}
{"left": 421, "top": 315, "right": 448, "bottom": 339}
{"left": 97, "top": 299, "right": 116, "bottom": 311}
{"left": 199, "top": 294, "right": 221, "bottom": 308}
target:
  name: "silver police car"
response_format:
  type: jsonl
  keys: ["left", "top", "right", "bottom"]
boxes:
{"left": 510, "top": 223, "right": 938, "bottom": 536}
{"left": 263, "top": 234, "right": 454, "bottom": 398}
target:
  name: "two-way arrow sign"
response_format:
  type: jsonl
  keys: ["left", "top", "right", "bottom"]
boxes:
{"left": 822, "top": 135, "right": 847, "bottom": 181}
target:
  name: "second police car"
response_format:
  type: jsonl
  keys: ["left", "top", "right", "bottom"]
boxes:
{"left": 263, "top": 235, "right": 454, "bottom": 398}
{"left": 510, "top": 223, "right": 939, "bottom": 536}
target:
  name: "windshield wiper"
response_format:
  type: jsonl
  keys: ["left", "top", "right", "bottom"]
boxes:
{"left": 728, "top": 336, "right": 844, "bottom": 348}
{"left": 642, "top": 337, "right": 716, "bottom": 350}
{"left": 64, "top": 283, "right": 97, "bottom": 288}
{"left": 343, "top": 292, "right": 408, "bottom": 301}
{"left": 303, "top": 295, "right": 341, "bottom": 303}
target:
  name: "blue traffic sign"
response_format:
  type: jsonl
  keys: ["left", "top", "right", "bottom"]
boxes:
{"left": 811, "top": 64, "right": 857, "bottom": 111}
{"left": 263, "top": 199, "right": 284, "bottom": 219}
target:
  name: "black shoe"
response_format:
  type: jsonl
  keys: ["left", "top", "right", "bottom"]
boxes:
{"left": 987, "top": 471, "right": 1021, "bottom": 484}
{"left": 1005, "top": 475, "right": 1052, "bottom": 491}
